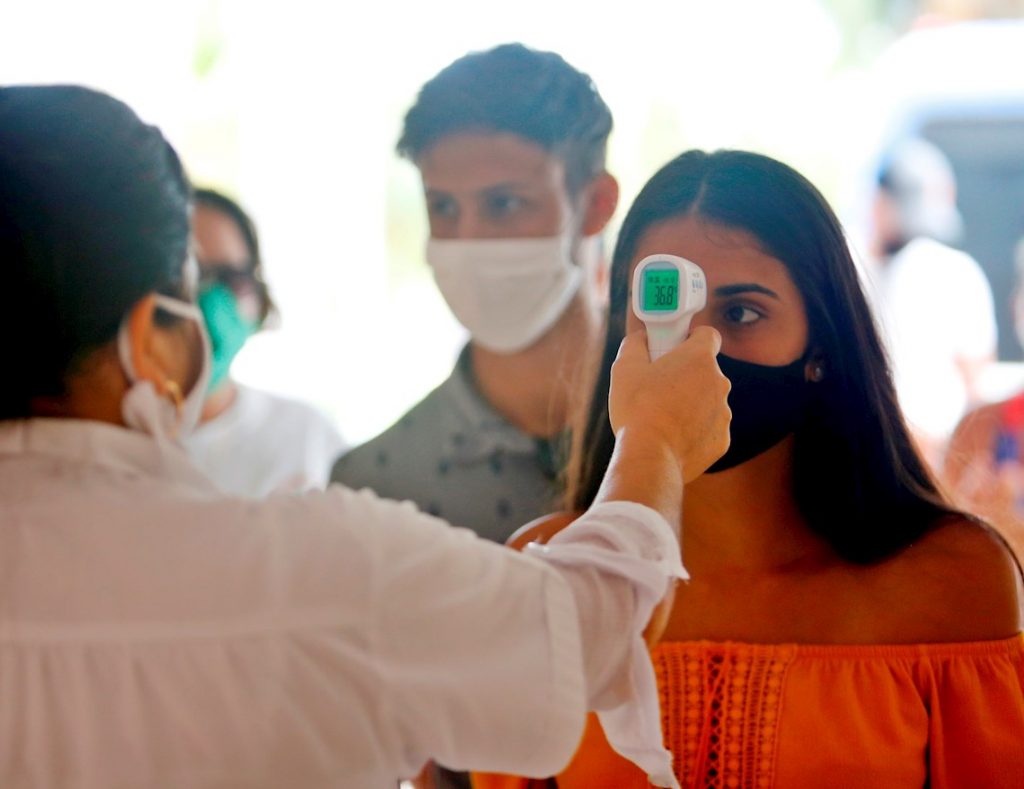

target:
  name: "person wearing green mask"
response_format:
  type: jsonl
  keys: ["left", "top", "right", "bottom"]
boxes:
{"left": 185, "top": 188, "right": 346, "bottom": 497}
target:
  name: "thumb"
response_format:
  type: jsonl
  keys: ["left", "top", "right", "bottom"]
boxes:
{"left": 686, "top": 325, "right": 723, "bottom": 358}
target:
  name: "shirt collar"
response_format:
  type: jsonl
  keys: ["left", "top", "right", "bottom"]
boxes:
{"left": 0, "top": 418, "right": 219, "bottom": 491}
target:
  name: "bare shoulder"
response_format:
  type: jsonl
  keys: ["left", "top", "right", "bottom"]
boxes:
{"left": 506, "top": 511, "right": 582, "bottom": 551}
{"left": 874, "top": 515, "right": 1023, "bottom": 642}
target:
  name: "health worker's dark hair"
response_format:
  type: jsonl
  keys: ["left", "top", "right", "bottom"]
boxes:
{"left": 568, "top": 149, "right": 959, "bottom": 564}
{"left": 0, "top": 84, "right": 190, "bottom": 419}
{"left": 397, "top": 42, "right": 613, "bottom": 195}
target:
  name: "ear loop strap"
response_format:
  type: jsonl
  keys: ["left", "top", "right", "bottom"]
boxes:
{"left": 119, "top": 294, "right": 203, "bottom": 411}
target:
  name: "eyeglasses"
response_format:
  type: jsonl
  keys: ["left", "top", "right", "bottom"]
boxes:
{"left": 198, "top": 262, "right": 260, "bottom": 294}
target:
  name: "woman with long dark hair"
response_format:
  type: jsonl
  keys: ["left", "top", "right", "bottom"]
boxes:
{"left": 475, "top": 150, "right": 1024, "bottom": 788}
{"left": 183, "top": 187, "right": 346, "bottom": 498}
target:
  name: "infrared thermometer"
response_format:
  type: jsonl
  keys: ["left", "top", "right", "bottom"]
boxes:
{"left": 631, "top": 254, "right": 707, "bottom": 361}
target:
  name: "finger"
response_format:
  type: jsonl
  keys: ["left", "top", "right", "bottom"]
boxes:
{"left": 687, "top": 325, "right": 722, "bottom": 357}
{"left": 615, "top": 330, "right": 651, "bottom": 365}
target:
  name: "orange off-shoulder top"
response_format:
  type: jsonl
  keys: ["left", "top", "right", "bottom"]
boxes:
{"left": 473, "top": 636, "right": 1024, "bottom": 788}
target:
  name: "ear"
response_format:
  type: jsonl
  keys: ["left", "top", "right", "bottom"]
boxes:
{"left": 124, "top": 295, "right": 174, "bottom": 397}
{"left": 580, "top": 171, "right": 619, "bottom": 237}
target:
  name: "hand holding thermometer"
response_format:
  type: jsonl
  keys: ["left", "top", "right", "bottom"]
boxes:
{"left": 631, "top": 254, "right": 707, "bottom": 361}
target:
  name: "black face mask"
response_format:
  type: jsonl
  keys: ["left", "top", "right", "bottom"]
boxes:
{"left": 706, "top": 353, "right": 811, "bottom": 474}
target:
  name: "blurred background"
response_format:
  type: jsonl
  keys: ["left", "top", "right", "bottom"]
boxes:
{"left": 3, "top": 0, "right": 1023, "bottom": 444}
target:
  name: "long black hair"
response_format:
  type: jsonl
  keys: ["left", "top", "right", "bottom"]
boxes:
{"left": 0, "top": 85, "right": 190, "bottom": 419}
{"left": 568, "top": 149, "right": 957, "bottom": 563}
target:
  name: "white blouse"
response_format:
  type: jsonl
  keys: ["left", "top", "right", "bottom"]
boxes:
{"left": 0, "top": 419, "right": 684, "bottom": 788}
{"left": 184, "top": 384, "right": 346, "bottom": 498}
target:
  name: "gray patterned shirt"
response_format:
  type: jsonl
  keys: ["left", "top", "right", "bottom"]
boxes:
{"left": 330, "top": 346, "right": 566, "bottom": 545}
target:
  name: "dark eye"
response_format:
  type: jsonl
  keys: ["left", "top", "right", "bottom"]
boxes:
{"left": 427, "top": 195, "right": 458, "bottom": 218}
{"left": 723, "top": 304, "right": 762, "bottom": 325}
{"left": 485, "top": 193, "right": 526, "bottom": 217}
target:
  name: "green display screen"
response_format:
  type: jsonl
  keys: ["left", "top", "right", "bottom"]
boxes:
{"left": 642, "top": 269, "right": 679, "bottom": 312}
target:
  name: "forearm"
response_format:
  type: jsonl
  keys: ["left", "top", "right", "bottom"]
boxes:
{"left": 538, "top": 428, "right": 685, "bottom": 703}
{"left": 592, "top": 427, "right": 684, "bottom": 538}
{"left": 542, "top": 509, "right": 683, "bottom": 705}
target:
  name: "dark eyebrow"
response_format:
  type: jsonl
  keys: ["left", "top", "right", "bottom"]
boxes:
{"left": 713, "top": 283, "right": 780, "bottom": 300}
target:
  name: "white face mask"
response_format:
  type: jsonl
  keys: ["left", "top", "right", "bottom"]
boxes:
{"left": 426, "top": 234, "right": 586, "bottom": 354}
{"left": 117, "top": 294, "right": 212, "bottom": 442}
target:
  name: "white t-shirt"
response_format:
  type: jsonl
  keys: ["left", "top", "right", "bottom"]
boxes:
{"left": 185, "top": 384, "right": 346, "bottom": 498}
{"left": 0, "top": 418, "right": 685, "bottom": 788}
{"left": 864, "top": 237, "right": 997, "bottom": 440}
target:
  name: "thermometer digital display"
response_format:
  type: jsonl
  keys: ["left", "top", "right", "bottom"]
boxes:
{"left": 642, "top": 269, "right": 680, "bottom": 312}
{"left": 631, "top": 254, "right": 707, "bottom": 361}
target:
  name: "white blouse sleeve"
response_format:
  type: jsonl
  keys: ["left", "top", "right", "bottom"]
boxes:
{"left": 527, "top": 501, "right": 687, "bottom": 789}
{"left": 366, "top": 492, "right": 586, "bottom": 780}
{"left": 361, "top": 489, "right": 683, "bottom": 786}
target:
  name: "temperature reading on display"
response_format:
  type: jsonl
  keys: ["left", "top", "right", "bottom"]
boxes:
{"left": 643, "top": 269, "right": 680, "bottom": 312}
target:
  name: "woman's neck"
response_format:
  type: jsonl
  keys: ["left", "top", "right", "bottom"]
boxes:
{"left": 681, "top": 437, "right": 837, "bottom": 575}
{"left": 29, "top": 346, "right": 127, "bottom": 425}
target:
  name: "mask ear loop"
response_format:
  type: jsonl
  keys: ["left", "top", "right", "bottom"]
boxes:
{"left": 135, "top": 293, "right": 201, "bottom": 437}
{"left": 152, "top": 294, "right": 205, "bottom": 435}
{"left": 119, "top": 302, "right": 185, "bottom": 402}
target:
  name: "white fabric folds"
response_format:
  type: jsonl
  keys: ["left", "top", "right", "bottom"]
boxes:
{"left": 527, "top": 501, "right": 688, "bottom": 789}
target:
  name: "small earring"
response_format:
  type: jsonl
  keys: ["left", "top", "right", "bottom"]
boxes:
{"left": 810, "top": 364, "right": 825, "bottom": 383}
{"left": 164, "top": 380, "right": 184, "bottom": 417}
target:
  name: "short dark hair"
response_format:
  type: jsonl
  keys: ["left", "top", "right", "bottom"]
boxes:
{"left": 192, "top": 187, "right": 275, "bottom": 324}
{"left": 875, "top": 138, "right": 962, "bottom": 248}
{"left": 397, "top": 43, "right": 613, "bottom": 194}
{"left": 0, "top": 85, "right": 190, "bottom": 419}
{"left": 569, "top": 149, "right": 959, "bottom": 564}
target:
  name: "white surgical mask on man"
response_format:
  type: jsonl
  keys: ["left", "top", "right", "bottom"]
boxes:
{"left": 427, "top": 233, "right": 594, "bottom": 354}
{"left": 117, "top": 294, "right": 212, "bottom": 442}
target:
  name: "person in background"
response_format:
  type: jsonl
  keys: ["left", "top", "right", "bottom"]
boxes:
{"left": 0, "top": 83, "right": 732, "bottom": 789}
{"left": 944, "top": 237, "right": 1024, "bottom": 558}
{"left": 331, "top": 42, "right": 619, "bottom": 542}
{"left": 475, "top": 150, "right": 1024, "bottom": 789}
{"left": 862, "top": 137, "right": 997, "bottom": 468}
{"left": 185, "top": 188, "right": 345, "bottom": 497}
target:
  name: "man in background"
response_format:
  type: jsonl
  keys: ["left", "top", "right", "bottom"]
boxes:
{"left": 330, "top": 43, "right": 619, "bottom": 788}
{"left": 863, "top": 138, "right": 997, "bottom": 468}
{"left": 332, "top": 43, "right": 618, "bottom": 540}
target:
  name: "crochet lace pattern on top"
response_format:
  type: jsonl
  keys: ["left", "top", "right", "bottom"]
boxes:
{"left": 653, "top": 642, "right": 798, "bottom": 789}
